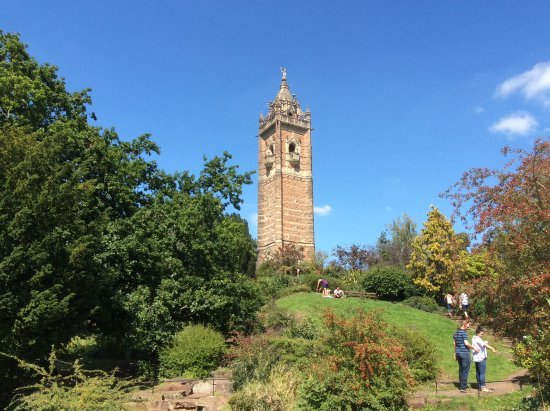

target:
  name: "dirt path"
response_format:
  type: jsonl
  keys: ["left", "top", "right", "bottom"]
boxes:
{"left": 408, "top": 370, "right": 530, "bottom": 409}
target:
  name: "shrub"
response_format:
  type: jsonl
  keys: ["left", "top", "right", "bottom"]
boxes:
{"left": 362, "top": 266, "right": 417, "bottom": 300}
{"left": 256, "top": 302, "right": 295, "bottom": 333}
{"left": 297, "top": 273, "right": 342, "bottom": 293}
{"left": 255, "top": 275, "right": 290, "bottom": 302}
{"left": 158, "top": 325, "right": 225, "bottom": 379}
{"left": 285, "top": 317, "right": 318, "bottom": 340}
{"left": 514, "top": 329, "right": 550, "bottom": 396}
{"left": 4, "top": 351, "right": 130, "bottom": 411}
{"left": 279, "top": 284, "right": 310, "bottom": 298}
{"left": 228, "top": 364, "right": 299, "bottom": 411}
{"left": 229, "top": 334, "right": 319, "bottom": 391}
{"left": 401, "top": 296, "right": 442, "bottom": 313}
{"left": 392, "top": 327, "right": 437, "bottom": 381}
{"left": 297, "top": 309, "right": 412, "bottom": 410}
{"left": 229, "top": 334, "right": 282, "bottom": 390}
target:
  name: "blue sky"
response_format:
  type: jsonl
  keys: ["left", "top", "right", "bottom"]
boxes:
{"left": 2, "top": 1, "right": 549, "bottom": 254}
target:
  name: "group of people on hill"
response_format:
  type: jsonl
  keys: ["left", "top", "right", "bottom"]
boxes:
{"left": 445, "top": 291, "right": 470, "bottom": 318}
{"left": 453, "top": 319, "right": 497, "bottom": 393}
{"left": 316, "top": 278, "right": 344, "bottom": 298}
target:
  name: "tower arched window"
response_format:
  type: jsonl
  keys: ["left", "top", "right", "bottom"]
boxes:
{"left": 289, "top": 143, "right": 296, "bottom": 153}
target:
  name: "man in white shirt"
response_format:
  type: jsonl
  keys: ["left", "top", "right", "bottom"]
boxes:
{"left": 459, "top": 292, "right": 469, "bottom": 318}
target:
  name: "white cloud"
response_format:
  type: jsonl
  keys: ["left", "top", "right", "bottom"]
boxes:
{"left": 496, "top": 62, "right": 550, "bottom": 106}
{"left": 314, "top": 204, "right": 332, "bottom": 216}
{"left": 489, "top": 112, "right": 538, "bottom": 136}
{"left": 249, "top": 213, "right": 258, "bottom": 228}
{"left": 474, "top": 105, "right": 485, "bottom": 114}
{"left": 385, "top": 206, "right": 393, "bottom": 212}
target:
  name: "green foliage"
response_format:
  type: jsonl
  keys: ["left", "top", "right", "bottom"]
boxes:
{"left": 407, "top": 206, "right": 467, "bottom": 294}
{"left": 285, "top": 317, "right": 318, "bottom": 340}
{"left": 256, "top": 302, "right": 294, "bottom": 332}
{"left": 228, "top": 364, "right": 299, "bottom": 411}
{"left": 514, "top": 329, "right": 550, "bottom": 394}
{"left": 229, "top": 334, "right": 319, "bottom": 391}
{"left": 392, "top": 326, "right": 437, "bottom": 381}
{"left": 297, "top": 309, "right": 412, "bottom": 410}
{"left": 377, "top": 214, "right": 417, "bottom": 268}
{"left": 255, "top": 274, "right": 291, "bottom": 302}
{"left": 159, "top": 325, "right": 226, "bottom": 379}
{"left": 2, "top": 350, "right": 130, "bottom": 411}
{"left": 362, "top": 265, "right": 417, "bottom": 300}
{"left": 462, "top": 251, "right": 495, "bottom": 279}
{"left": 401, "top": 296, "right": 442, "bottom": 314}
{"left": 0, "top": 31, "right": 260, "bottom": 405}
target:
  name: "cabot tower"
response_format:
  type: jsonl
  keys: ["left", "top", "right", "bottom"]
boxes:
{"left": 257, "top": 69, "right": 315, "bottom": 264}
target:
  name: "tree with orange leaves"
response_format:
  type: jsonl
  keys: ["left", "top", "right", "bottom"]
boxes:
{"left": 443, "top": 139, "right": 549, "bottom": 339}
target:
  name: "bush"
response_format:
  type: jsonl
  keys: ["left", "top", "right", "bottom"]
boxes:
{"left": 392, "top": 327, "right": 437, "bottom": 381}
{"left": 285, "top": 317, "right": 318, "bottom": 340}
{"left": 159, "top": 325, "right": 225, "bottom": 379}
{"left": 362, "top": 266, "right": 417, "bottom": 300}
{"left": 279, "top": 284, "right": 310, "bottom": 298}
{"left": 297, "top": 273, "right": 342, "bottom": 293}
{"left": 256, "top": 303, "right": 294, "bottom": 332}
{"left": 229, "top": 334, "right": 319, "bottom": 391}
{"left": 297, "top": 310, "right": 412, "bottom": 410}
{"left": 4, "top": 351, "right": 130, "bottom": 411}
{"left": 401, "top": 296, "right": 442, "bottom": 313}
{"left": 514, "top": 330, "right": 550, "bottom": 395}
{"left": 255, "top": 275, "right": 291, "bottom": 302}
{"left": 229, "top": 364, "right": 299, "bottom": 411}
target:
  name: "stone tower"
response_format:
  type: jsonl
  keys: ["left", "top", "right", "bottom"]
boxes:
{"left": 257, "top": 69, "right": 315, "bottom": 264}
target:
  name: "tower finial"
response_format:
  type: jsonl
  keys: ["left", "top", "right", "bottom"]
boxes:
{"left": 280, "top": 67, "right": 287, "bottom": 80}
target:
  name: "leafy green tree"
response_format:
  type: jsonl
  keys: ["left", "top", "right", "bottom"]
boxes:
{"left": 0, "top": 31, "right": 260, "bottom": 405}
{"left": 0, "top": 31, "right": 90, "bottom": 129}
{"left": 407, "top": 206, "right": 466, "bottom": 294}
{"left": 377, "top": 214, "right": 417, "bottom": 268}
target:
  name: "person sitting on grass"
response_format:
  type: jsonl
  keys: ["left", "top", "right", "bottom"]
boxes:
{"left": 322, "top": 288, "right": 332, "bottom": 298}
{"left": 334, "top": 287, "right": 344, "bottom": 298}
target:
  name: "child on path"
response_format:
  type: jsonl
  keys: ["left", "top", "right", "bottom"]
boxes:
{"left": 472, "top": 326, "right": 497, "bottom": 392}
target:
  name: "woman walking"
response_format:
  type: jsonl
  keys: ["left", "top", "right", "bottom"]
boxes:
{"left": 472, "top": 326, "right": 497, "bottom": 392}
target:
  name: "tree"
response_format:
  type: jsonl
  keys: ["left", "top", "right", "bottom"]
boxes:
{"left": 0, "top": 31, "right": 260, "bottom": 405}
{"left": 407, "top": 206, "right": 467, "bottom": 294}
{"left": 377, "top": 214, "right": 417, "bottom": 268}
{"left": 443, "top": 140, "right": 549, "bottom": 400}
{"left": 443, "top": 140, "right": 549, "bottom": 339}
{"left": 332, "top": 244, "right": 379, "bottom": 271}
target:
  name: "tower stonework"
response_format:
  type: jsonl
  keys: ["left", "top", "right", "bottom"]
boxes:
{"left": 257, "top": 70, "right": 315, "bottom": 264}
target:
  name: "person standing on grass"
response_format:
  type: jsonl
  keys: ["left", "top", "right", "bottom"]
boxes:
{"left": 472, "top": 326, "right": 497, "bottom": 393}
{"left": 445, "top": 292, "right": 454, "bottom": 317}
{"left": 453, "top": 319, "right": 479, "bottom": 392}
{"left": 459, "top": 292, "right": 469, "bottom": 318}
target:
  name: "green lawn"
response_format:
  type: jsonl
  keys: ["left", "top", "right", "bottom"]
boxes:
{"left": 276, "top": 292, "right": 521, "bottom": 382}
{"left": 421, "top": 388, "right": 534, "bottom": 410}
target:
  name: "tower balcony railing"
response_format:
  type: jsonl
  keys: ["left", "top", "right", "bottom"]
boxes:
{"left": 288, "top": 152, "right": 300, "bottom": 165}
{"left": 260, "top": 110, "right": 310, "bottom": 130}
{"left": 265, "top": 154, "right": 275, "bottom": 166}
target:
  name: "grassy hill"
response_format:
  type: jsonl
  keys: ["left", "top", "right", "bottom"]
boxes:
{"left": 276, "top": 292, "right": 521, "bottom": 382}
